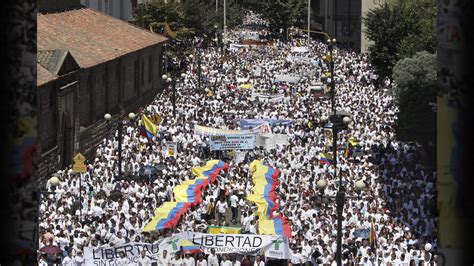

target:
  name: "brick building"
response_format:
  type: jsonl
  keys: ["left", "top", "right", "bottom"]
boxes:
{"left": 37, "top": 0, "right": 167, "bottom": 179}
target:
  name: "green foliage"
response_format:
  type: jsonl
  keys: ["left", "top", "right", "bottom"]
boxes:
{"left": 363, "top": 0, "right": 436, "bottom": 80}
{"left": 133, "top": 0, "right": 244, "bottom": 40}
{"left": 392, "top": 51, "right": 436, "bottom": 147}
{"left": 258, "top": 0, "right": 307, "bottom": 41}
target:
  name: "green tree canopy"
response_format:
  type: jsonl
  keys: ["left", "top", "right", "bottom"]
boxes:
{"left": 363, "top": 0, "right": 436, "bottom": 81}
{"left": 392, "top": 51, "right": 436, "bottom": 149}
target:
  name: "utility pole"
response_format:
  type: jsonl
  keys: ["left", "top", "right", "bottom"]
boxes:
{"left": 216, "top": 0, "right": 218, "bottom": 12}
{"left": 308, "top": 0, "right": 311, "bottom": 47}
{"left": 223, "top": 0, "right": 227, "bottom": 55}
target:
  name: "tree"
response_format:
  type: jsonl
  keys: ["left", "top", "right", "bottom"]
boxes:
{"left": 258, "top": 0, "right": 306, "bottom": 42}
{"left": 363, "top": 0, "right": 436, "bottom": 81}
{"left": 392, "top": 51, "right": 436, "bottom": 150}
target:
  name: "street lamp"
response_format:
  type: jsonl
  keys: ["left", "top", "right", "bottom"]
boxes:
{"left": 424, "top": 243, "right": 446, "bottom": 266}
{"left": 162, "top": 74, "right": 176, "bottom": 117}
{"left": 104, "top": 109, "right": 136, "bottom": 182}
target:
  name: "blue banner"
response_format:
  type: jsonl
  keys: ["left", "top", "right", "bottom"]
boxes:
{"left": 234, "top": 119, "right": 293, "bottom": 129}
{"left": 209, "top": 134, "right": 256, "bottom": 151}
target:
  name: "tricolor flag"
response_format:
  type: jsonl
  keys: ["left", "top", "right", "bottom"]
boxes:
{"left": 140, "top": 115, "right": 158, "bottom": 139}
{"left": 192, "top": 160, "right": 229, "bottom": 183}
{"left": 173, "top": 179, "right": 209, "bottom": 206}
{"left": 164, "top": 21, "right": 177, "bottom": 39}
{"left": 344, "top": 143, "right": 351, "bottom": 158}
{"left": 143, "top": 202, "right": 190, "bottom": 231}
{"left": 179, "top": 239, "right": 203, "bottom": 254}
{"left": 258, "top": 217, "right": 292, "bottom": 238}
{"left": 319, "top": 152, "right": 334, "bottom": 165}
{"left": 369, "top": 217, "right": 378, "bottom": 252}
{"left": 246, "top": 160, "right": 280, "bottom": 218}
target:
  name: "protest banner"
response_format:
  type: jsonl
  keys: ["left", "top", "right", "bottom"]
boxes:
{"left": 194, "top": 124, "right": 268, "bottom": 136}
{"left": 166, "top": 142, "right": 177, "bottom": 157}
{"left": 168, "top": 232, "right": 290, "bottom": 259}
{"left": 233, "top": 150, "right": 247, "bottom": 163}
{"left": 235, "top": 119, "right": 293, "bottom": 129}
{"left": 84, "top": 242, "right": 162, "bottom": 265}
{"left": 255, "top": 134, "right": 289, "bottom": 150}
{"left": 209, "top": 134, "right": 255, "bottom": 151}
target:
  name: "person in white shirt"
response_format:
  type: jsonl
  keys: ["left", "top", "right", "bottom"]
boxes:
{"left": 170, "top": 253, "right": 184, "bottom": 266}
{"left": 158, "top": 250, "right": 171, "bottom": 266}
{"left": 116, "top": 251, "right": 129, "bottom": 266}
{"left": 183, "top": 253, "right": 196, "bottom": 266}
{"left": 73, "top": 250, "right": 85, "bottom": 266}
{"left": 220, "top": 255, "right": 233, "bottom": 266}
{"left": 253, "top": 255, "right": 265, "bottom": 266}
{"left": 207, "top": 248, "right": 219, "bottom": 266}
{"left": 197, "top": 253, "right": 208, "bottom": 266}
{"left": 229, "top": 193, "right": 239, "bottom": 224}
{"left": 61, "top": 252, "right": 75, "bottom": 266}
{"left": 137, "top": 250, "right": 153, "bottom": 266}
{"left": 216, "top": 197, "right": 228, "bottom": 226}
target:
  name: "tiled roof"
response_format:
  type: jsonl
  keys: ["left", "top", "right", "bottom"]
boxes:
{"left": 37, "top": 63, "right": 58, "bottom": 86}
{"left": 38, "top": 7, "right": 168, "bottom": 69}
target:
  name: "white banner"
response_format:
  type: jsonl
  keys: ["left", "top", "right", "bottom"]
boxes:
{"left": 172, "top": 232, "right": 290, "bottom": 259}
{"left": 84, "top": 241, "right": 162, "bottom": 265}
{"left": 255, "top": 134, "right": 289, "bottom": 150}
{"left": 210, "top": 134, "right": 256, "bottom": 151}
{"left": 194, "top": 124, "right": 268, "bottom": 136}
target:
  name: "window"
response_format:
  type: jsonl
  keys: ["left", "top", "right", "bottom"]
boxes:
{"left": 105, "top": 0, "right": 109, "bottom": 14}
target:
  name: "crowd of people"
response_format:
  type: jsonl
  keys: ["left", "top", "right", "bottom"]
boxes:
{"left": 38, "top": 12, "right": 437, "bottom": 265}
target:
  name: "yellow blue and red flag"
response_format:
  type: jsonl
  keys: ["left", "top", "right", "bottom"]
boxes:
{"left": 140, "top": 114, "right": 158, "bottom": 139}
{"left": 192, "top": 160, "right": 229, "bottom": 183}
{"left": 258, "top": 217, "right": 292, "bottom": 238}
{"left": 247, "top": 160, "right": 280, "bottom": 218}
{"left": 143, "top": 202, "right": 190, "bottom": 231}
{"left": 173, "top": 178, "right": 209, "bottom": 205}
{"left": 319, "top": 152, "right": 334, "bottom": 165}
{"left": 164, "top": 21, "right": 177, "bottom": 39}
{"left": 179, "top": 239, "right": 203, "bottom": 254}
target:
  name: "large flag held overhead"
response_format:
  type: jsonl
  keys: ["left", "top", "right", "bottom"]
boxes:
{"left": 173, "top": 179, "right": 209, "bottom": 206}
{"left": 247, "top": 160, "right": 280, "bottom": 218}
{"left": 258, "top": 217, "right": 292, "bottom": 238}
{"left": 140, "top": 115, "right": 159, "bottom": 139}
{"left": 143, "top": 202, "right": 190, "bottom": 232}
{"left": 192, "top": 160, "right": 229, "bottom": 183}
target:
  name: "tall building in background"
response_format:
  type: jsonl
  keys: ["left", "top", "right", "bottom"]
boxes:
{"left": 80, "top": 0, "right": 152, "bottom": 21}
{"left": 311, "top": 0, "right": 385, "bottom": 53}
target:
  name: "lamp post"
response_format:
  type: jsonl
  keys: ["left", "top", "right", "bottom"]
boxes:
{"left": 424, "top": 243, "right": 446, "bottom": 266}
{"left": 37, "top": 176, "right": 60, "bottom": 249}
{"left": 104, "top": 110, "right": 136, "bottom": 182}
{"left": 162, "top": 73, "right": 176, "bottom": 117}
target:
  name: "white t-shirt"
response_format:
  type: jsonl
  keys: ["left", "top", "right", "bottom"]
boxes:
{"left": 217, "top": 201, "right": 228, "bottom": 214}
{"left": 137, "top": 255, "right": 153, "bottom": 266}
{"left": 229, "top": 195, "right": 239, "bottom": 208}
{"left": 207, "top": 254, "right": 219, "bottom": 266}
{"left": 183, "top": 256, "right": 195, "bottom": 266}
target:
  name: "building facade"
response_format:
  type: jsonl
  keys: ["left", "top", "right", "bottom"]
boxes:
{"left": 37, "top": 1, "right": 167, "bottom": 179}
{"left": 80, "top": 0, "right": 153, "bottom": 21}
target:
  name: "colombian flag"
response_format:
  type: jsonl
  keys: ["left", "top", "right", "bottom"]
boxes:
{"left": 140, "top": 115, "right": 158, "bottom": 139}
{"left": 208, "top": 226, "right": 241, "bottom": 234}
{"left": 173, "top": 179, "right": 209, "bottom": 205}
{"left": 247, "top": 160, "right": 280, "bottom": 218}
{"left": 192, "top": 160, "right": 229, "bottom": 183}
{"left": 319, "top": 152, "right": 334, "bottom": 165}
{"left": 369, "top": 217, "right": 377, "bottom": 252}
{"left": 180, "top": 239, "right": 203, "bottom": 254}
{"left": 143, "top": 202, "right": 190, "bottom": 231}
{"left": 258, "top": 217, "right": 292, "bottom": 238}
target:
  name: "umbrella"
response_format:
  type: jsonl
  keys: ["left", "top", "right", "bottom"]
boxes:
{"left": 39, "top": 244, "right": 62, "bottom": 255}
{"left": 138, "top": 165, "right": 159, "bottom": 181}
{"left": 353, "top": 229, "right": 370, "bottom": 238}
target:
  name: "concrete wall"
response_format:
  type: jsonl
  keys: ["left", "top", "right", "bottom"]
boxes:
{"left": 37, "top": 44, "right": 163, "bottom": 180}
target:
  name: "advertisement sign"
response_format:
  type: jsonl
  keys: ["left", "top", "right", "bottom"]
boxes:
{"left": 209, "top": 135, "right": 255, "bottom": 151}
{"left": 84, "top": 242, "right": 162, "bottom": 265}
